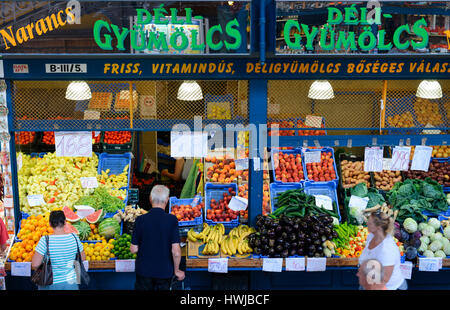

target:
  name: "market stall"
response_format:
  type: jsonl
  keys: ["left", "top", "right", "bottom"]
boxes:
{"left": 1, "top": 0, "right": 450, "bottom": 290}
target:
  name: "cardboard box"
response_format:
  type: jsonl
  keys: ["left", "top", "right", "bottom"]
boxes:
{"left": 187, "top": 241, "right": 220, "bottom": 259}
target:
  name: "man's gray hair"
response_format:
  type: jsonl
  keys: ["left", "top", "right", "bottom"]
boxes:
{"left": 150, "top": 185, "right": 170, "bottom": 205}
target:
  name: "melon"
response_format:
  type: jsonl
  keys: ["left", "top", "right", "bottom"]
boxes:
{"left": 98, "top": 218, "right": 121, "bottom": 240}
{"left": 86, "top": 209, "right": 104, "bottom": 224}
{"left": 64, "top": 222, "right": 79, "bottom": 234}
{"left": 63, "top": 206, "right": 80, "bottom": 223}
{"left": 72, "top": 221, "right": 91, "bottom": 240}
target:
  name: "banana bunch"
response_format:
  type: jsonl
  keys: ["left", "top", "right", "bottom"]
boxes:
{"left": 322, "top": 240, "right": 336, "bottom": 258}
{"left": 223, "top": 225, "right": 255, "bottom": 256}
{"left": 202, "top": 240, "right": 220, "bottom": 255}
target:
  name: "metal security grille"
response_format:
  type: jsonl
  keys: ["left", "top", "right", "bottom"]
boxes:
{"left": 11, "top": 80, "right": 249, "bottom": 132}
{"left": 267, "top": 79, "right": 450, "bottom": 135}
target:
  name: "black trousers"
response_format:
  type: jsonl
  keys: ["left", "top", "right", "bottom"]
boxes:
{"left": 134, "top": 274, "right": 172, "bottom": 290}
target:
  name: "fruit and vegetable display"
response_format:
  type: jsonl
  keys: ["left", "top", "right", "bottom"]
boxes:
{"left": 431, "top": 146, "right": 450, "bottom": 158}
{"left": 340, "top": 159, "right": 371, "bottom": 189}
{"left": 297, "top": 119, "right": 326, "bottom": 136}
{"left": 205, "top": 155, "right": 247, "bottom": 183}
{"left": 270, "top": 188, "right": 339, "bottom": 220}
{"left": 373, "top": 170, "right": 403, "bottom": 191}
{"left": 103, "top": 131, "right": 132, "bottom": 144}
{"left": 83, "top": 239, "right": 116, "bottom": 261}
{"left": 41, "top": 132, "right": 55, "bottom": 145}
{"left": 111, "top": 233, "right": 136, "bottom": 259}
{"left": 273, "top": 151, "right": 304, "bottom": 183}
{"left": 170, "top": 201, "right": 203, "bottom": 222}
{"left": 404, "top": 160, "right": 450, "bottom": 188}
{"left": 333, "top": 224, "right": 368, "bottom": 258}
{"left": 74, "top": 187, "right": 125, "bottom": 213}
{"left": 238, "top": 183, "right": 248, "bottom": 199}
{"left": 305, "top": 151, "right": 337, "bottom": 182}
{"left": 345, "top": 183, "right": 385, "bottom": 225}
{"left": 15, "top": 132, "right": 36, "bottom": 145}
{"left": 97, "top": 165, "right": 129, "bottom": 190}
{"left": 18, "top": 152, "right": 99, "bottom": 215}
{"left": 113, "top": 205, "right": 147, "bottom": 223}
{"left": 205, "top": 187, "right": 240, "bottom": 222}
{"left": 414, "top": 98, "right": 443, "bottom": 126}
{"left": 249, "top": 214, "right": 338, "bottom": 258}
{"left": 387, "top": 112, "right": 415, "bottom": 128}
{"left": 386, "top": 178, "right": 448, "bottom": 223}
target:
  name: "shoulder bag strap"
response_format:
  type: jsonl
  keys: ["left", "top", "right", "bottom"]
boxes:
{"left": 71, "top": 233, "right": 81, "bottom": 256}
{"left": 45, "top": 235, "right": 50, "bottom": 262}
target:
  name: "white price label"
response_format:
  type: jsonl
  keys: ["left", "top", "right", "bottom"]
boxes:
{"left": 228, "top": 196, "right": 248, "bottom": 212}
{"left": 80, "top": 177, "right": 98, "bottom": 189}
{"left": 253, "top": 157, "right": 261, "bottom": 171}
{"left": 235, "top": 158, "right": 249, "bottom": 171}
{"left": 400, "top": 261, "right": 413, "bottom": 280}
{"left": 390, "top": 146, "right": 411, "bottom": 171}
{"left": 314, "top": 195, "right": 333, "bottom": 211}
{"left": 115, "top": 259, "right": 135, "bottom": 273}
{"left": 411, "top": 146, "right": 432, "bottom": 172}
{"left": 55, "top": 131, "right": 92, "bottom": 158}
{"left": 73, "top": 205, "right": 95, "bottom": 219}
{"left": 364, "top": 147, "right": 383, "bottom": 172}
{"left": 306, "top": 257, "right": 327, "bottom": 272}
{"left": 382, "top": 158, "right": 392, "bottom": 171}
{"left": 262, "top": 258, "right": 283, "bottom": 272}
{"left": 11, "top": 262, "right": 31, "bottom": 277}
{"left": 208, "top": 258, "right": 228, "bottom": 273}
{"left": 418, "top": 257, "right": 441, "bottom": 272}
{"left": 349, "top": 195, "right": 369, "bottom": 211}
{"left": 304, "top": 151, "right": 321, "bottom": 164}
{"left": 285, "top": 257, "right": 305, "bottom": 271}
{"left": 27, "top": 194, "right": 45, "bottom": 207}
{"left": 305, "top": 115, "right": 323, "bottom": 128}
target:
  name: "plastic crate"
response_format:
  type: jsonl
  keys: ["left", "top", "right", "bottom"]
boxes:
{"left": 101, "top": 132, "right": 133, "bottom": 153}
{"left": 98, "top": 152, "right": 132, "bottom": 188}
{"left": 269, "top": 182, "right": 303, "bottom": 213}
{"left": 303, "top": 147, "right": 339, "bottom": 186}
{"left": 169, "top": 196, "right": 203, "bottom": 227}
{"left": 204, "top": 182, "right": 239, "bottom": 228}
{"left": 304, "top": 181, "right": 341, "bottom": 222}
{"left": 271, "top": 148, "right": 305, "bottom": 184}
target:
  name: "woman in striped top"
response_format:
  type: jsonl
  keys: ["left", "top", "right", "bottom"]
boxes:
{"left": 31, "top": 210, "right": 86, "bottom": 290}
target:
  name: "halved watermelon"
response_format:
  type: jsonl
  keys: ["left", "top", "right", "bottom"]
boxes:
{"left": 63, "top": 206, "right": 80, "bottom": 223}
{"left": 86, "top": 209, "right": 104, "bottom": 224}
{"left": 64, "top": 222, "right": 79, "bottom": 234}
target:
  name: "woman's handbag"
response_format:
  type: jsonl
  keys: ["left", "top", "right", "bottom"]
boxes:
{"left": 72, "top": 233, "right": 90, "bottom": 286}
{"left": 31, "top": 235, "right": 53, "bottom": 286}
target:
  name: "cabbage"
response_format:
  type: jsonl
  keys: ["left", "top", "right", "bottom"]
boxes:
{"left": 420, "top": 236, "right": 430, "bottom": 245}
{"left": 429, "top": 240, "right": 443, "bottom": 252}
{"left": 444, "top": 226, "right": 450, "bottom": 239}
{"left": 441, "top": 237, "right": 450, "bottom": 248}
{"left": 430, "top": 232, "right": 444, "bottom": 242}
{"left": 428, "top": 218, "right": 441, "bottom": 231}
{"left": 443, "top": 243, "right": 450, "bottom": 256}
{"left": 418, "top": 242, "right": 428, "bottom": 253}
{"left": 349, "top": 207, "right": 365, "bottom": 225}
{"left": 434, "top": 250, "right": 446, "bottom": 258}
{"left": 423, "top": 250, "right": 435, "bottom": 257}
{"left": 403, "top": 218, "right": 418, "bottom": 233}
{"left": 421, "top": 224, "right": 435, "bottom": 237}
{"left": 418, "top": 222, "right": 428, "bottom": 232}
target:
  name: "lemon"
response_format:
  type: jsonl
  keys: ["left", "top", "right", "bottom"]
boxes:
{"left": 96, "top": 256, "right": 102, "bottom": 261}
{"left": 104, "top": 251, "right": 110, "bottom": 257}
{"left": 86, "top": 256, "right": 91, "bottom": 261}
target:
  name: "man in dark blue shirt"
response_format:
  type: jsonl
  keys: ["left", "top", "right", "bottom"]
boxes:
{"left": 130, "top": 185, "right": 185, "bottom": 290}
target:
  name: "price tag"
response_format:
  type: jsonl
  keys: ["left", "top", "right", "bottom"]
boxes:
{"left": 11, "top": 262, "right": 31, "bottom": 277}
{"left": 306, "top": 257, "right": 327, "bottom": 272}
{"left": 418, "top": 257, "right": 441, "bottom": 272}
{"left": 253, "top": 157, "right": 261, "bottom": 171}
{"left": 228, "top": 196, "right": 248, "bottom": 212}
{"left": 411, "top": 145, "right": 432, "bottom": 172}
{"left": 17, "top": 153, "right": 22, "bottom": 171}
{"left": 390, "top": 146, "right": 411, "bottom": 171}
{"left": 400, "top": 261, "right": 413, "bottom": 280}
{"left": 304, "top": 151, "right": 321, "bottom": 164}
{"left": 349, "top": 195, "right": 369, "bottom": 211}
{"left": 80, "top": 177, "right": 98, "bottom": 189}
{"left": 314, "top": 195, "right": 333, "bottom": 211}
{"left": 262, "top": 258, "right": 283, "bottom": 272}
{"left": 83, "top": 260, "right": 89, "bottom": 272}
{"left": 74, "top": 205, "right": 95, "bottom": 219}
{"left": 305, "top": 115, "right": 323, "bottom": 128}
{"left": 27, "top": 194, "right": 45, "bottom": 207}
{"left": 84, "top": 110, "right": 101, "bottom": 120}
{"left": 235, "top": 158, "right": 249, "bottom": 171}
{"left": 55, "top": 131, "right": 92, "bottom": 158}
{"left": 382, "top": 158, "right": 392, "bottom": 171}
{"left": 285, "top": 257, "right": 305, "bottom": 271}
{"left": 364, "top": 147, "right": 383, "bottom": 172}
{"left": 208, "top": 258, "right": 228, "bottom": 273}
{"left": 115, "top": 259, "right": 135, "bottom": 272}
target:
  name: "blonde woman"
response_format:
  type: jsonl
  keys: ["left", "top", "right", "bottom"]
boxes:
{"left": 358, "top": 211, "right": 407, "bottom": 290}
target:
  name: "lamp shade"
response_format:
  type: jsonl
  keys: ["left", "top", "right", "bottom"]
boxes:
{"left": 416, "top": 80, "right": 442, "bottom": 99}
{"left": 177, "top": 81, "right": 203, "bottom": 101}
{"left": 65, "top": 81, "right": 92, "bottom": 100}
{"left": 308, "top": 80, "right": 335, "bottom": 100}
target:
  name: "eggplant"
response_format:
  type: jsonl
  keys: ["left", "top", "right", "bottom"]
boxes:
{"left": 269, "top": 239, "right": 276, "bottom": 248}
{"left": 268, "top": 229, "right": 276, "bottom": 239}
{"left": 290, "top": 242, "right": 298, "bottom": 249}
{"left": 311, "top": 232, "right": 319, "bottom": 240}
{"left": 305, "top": 237, "right": 312, "bottom": 244}
{"left": 260, "top": 236, "right": 268, "bottom": 245}
{"left": 293, "top": 223, "right": 300, "bottom": 231}
{"left": 275, "top": 245, "right": 283, "bottom": 253}
{"left": 300, "top": 222, "right": 308, "bottom": 230}
{"left": 316, "top": 246, "right": 323, "bottom": 253}
{"left": 281, "top": 249, "right": 289, "bottom": 258}
{"left": 289, "top": 233, "right": 297, "bottom": 242}
{"left": 297, "top": 232, "right": 306, "bottom": 240}
{"left": 275, "top": 225, "right": 283, "bottom": 235}
{"left": 281, "top": 232, "right": 288, "bottom": 240}
{"left": 313, "top": 239, "right": 321, "bottom": 245}
{"left": 332, "top": 231, "right": 338, "bottom": 239}
{"left": 274, "top": 253, "right": 281, "bottom": 258}
{"left": 314, "top": 253, "right": 322, "bottom": 257}
{"left": 261, "top": 229, "right": 268, "bottom": 236}
{"left": 284, "top": 225, "right": 293, "bottom": 233}
{"left": 254, "top": 239, "right": 261, "bottom": 248}
{"left": 297, "top": 248, "right": 304, "bottom": 256}
{"left": 312, "top": 224, "right": 320, "bottom": 232}
{"left": 283, "top": 241, "right": 291, "bottom": 250}
{"left": 268, "top": 248, "right": 275, "bottom": 256}
{"left": 276, "top": 237, "right": 284, "bottom": 245}
{"left": 290, "top": 249, "right": 297, "bottom": 257}
{"left": 297, "top": 241, "right": 304, "bottom": 248}
{"left": 308, "top": 244, "right": 316, "bottom": 252}
{"left": 254, "top": 247, "right": 261, "bottom": 255}
{"left": 307, "top": 251, "right": 315, "bottom": 257}
{"left": 262, "top": 244, "right": 270, "bottom": 253}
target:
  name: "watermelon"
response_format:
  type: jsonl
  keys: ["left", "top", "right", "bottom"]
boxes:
{"left": 64, "top": 222, "right": 79, "bottom": 234}
{"left": 98, "top": 218, "right": 121, "bottom": 240}
{"left": 86, "top": 209, "right": 104, "bottom": 224}
{"left": 72, "top": 221, "right": 91, "bottom": 240}
{"left": 63, "top": 206, "right": 80, "bottom": 223}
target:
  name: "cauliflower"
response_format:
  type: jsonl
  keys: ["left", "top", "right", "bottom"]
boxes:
{"left": 420, "top": 236, "right": 430, "bottom": 245}
{"left": 430, "top": 232, "right": 444, "bottom": 242}
{"left": 421, "top": 224, "right": 435, "bottom": 237}
{"left": 434, "top": 250, "right": 446, "bottom": 258}
{"left": 428, "top": 218, "right": 441, "bottom": 231}
{"left": 423, "top": 250, "right": 435, "bottom": 258}
{"left": 444, "top": 226, "right": 450, "bottom": 239}
{"left": 443, "top": 243, "right": 450, "bottom": 256}
{"left": 429, "top": 240, "right": 443, "bottom": 252}
{"left": 418, "top": 242, "right": 428, "bottom": 253}
{"left": 403, "top": 218, "right": 418, "bottom": 234}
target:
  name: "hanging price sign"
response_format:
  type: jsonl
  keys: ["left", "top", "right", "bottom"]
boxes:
{"left": 80, "top": 177, "right": 98, "bottom": 189}
{"left": 304, "top": 151, "right": 321, "bottom": 164}
{"left": 390, "top": 146, "right": 411, "bottom": 171}
{"left": 55, "top": 131, "right": 92, "bottom": 158}
{"left": 208, "top": 258, "right": 228, "bottom": 273}
{"left": 411, "top": 146, "right": 432, "bottom": 172}
{"left": 364, "top": 147, "right": 383, "bottom": 172}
